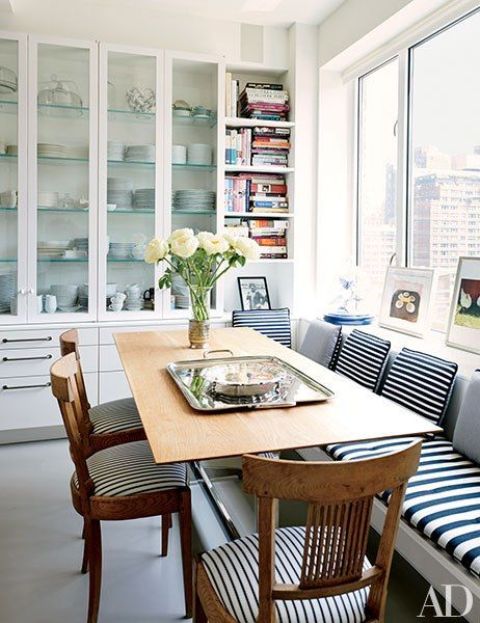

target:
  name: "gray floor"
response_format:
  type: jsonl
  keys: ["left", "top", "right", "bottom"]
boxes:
{"left": 0, "top": 439, "right": 465, "bottom": 623}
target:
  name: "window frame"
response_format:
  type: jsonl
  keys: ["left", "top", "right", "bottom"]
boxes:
{"left": 354, "top": 5, "right": 480, "bottom": 272}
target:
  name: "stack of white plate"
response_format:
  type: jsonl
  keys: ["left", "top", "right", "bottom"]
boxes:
{"left": 109, "top": 242, "right": 134, "bottom": 259}
{"left": 50, "top": 284, "right": 79, "bottom": 312}
{"left": 65, "top": 145, "right": 88, "bottom": 159}
{"left": 108, "top": 141, "right": 125, "bottom": 161}
{"left": 38, "top": 191, "right": 59, "bottom": 208}
{"left": 78, "top": 284, "right": 88, "bottom": 310}
{"left": 72, "top": 238, "right": 88, "bottom": 255}
{"left": 172, "top": 144, "right": 187, "bottom": 165}
{"left": 38, "top": 240, "right": 71, "bottom": 257}
{"left": 38, "top": 143, "right": 67, "bottom": 158}
{"left": 125, "top": 292, "right": 143, "bottom": 311}
{"left": 187, "top": 143, "right": 212, "bottom": 165}
{"left": 173, "top": 189, "right": 215, "bottom": 213}
{"left": 0, "top": 272, "right": 16, "bottom": 313}
{"left": 107, "top": 178, "right": 133, "bottom": 210}
{"left": 125, "top": 144, "right": 155, "bottom": 162}
{"left": 134, "top": 188, "right": 155, "bottom": 210}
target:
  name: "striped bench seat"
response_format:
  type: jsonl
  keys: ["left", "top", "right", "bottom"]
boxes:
{"left": 326, "top": 436, "right": 480, "bottom": 578}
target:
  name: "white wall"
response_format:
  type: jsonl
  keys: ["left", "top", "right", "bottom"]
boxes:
{"left": 0, "top": 0, "right": 288, "bottom": 67}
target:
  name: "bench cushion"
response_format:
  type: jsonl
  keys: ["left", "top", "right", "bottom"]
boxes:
{"left": 453, "top": 370, "right": 480, "bottom": 464}
{"left": 201, "top": 526, "right": 370, "bottom": 623}
{"left": 334, "top": 330, "right": 391, "bottom": 392}
{"left": 326, "top": 437, "right": 480, "bottom": 578}
{"left": 89, "top": 397, "right": 143, "bottom": 435}
{"left": 380, "top": 348, "right": 457, "bottom": 425}
{"left": 73, "top": 440, "right": 187, "bottom": 497}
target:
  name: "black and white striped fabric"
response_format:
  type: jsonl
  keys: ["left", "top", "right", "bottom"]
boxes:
{"left": 326, "top": 436, "right": 480, "bottom": 578}
{"left": 201, "top": 526, "right": 370, "bottom": 623}
{"left": 380, "top": 348, "right": 457, "bottom": 424}
{"left": 89, "top": 397, "right": 143, "bottom": 435}
{"left": 334, "top": 330, "right": 391, "bottom": 392}
{"left": 73, "top": 440, "right": 187, "bottom": 497}
{"left": 232, "top": 308, "right": 291, "bottom": 348}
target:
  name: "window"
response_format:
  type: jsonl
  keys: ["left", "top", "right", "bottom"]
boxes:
{"left": 357, "top": 59, "right": 399, "bottom": 299}
{"left": 356, "top": 8, "right": 480, "bottom": 329}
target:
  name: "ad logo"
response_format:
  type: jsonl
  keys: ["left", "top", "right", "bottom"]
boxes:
{"left": 418, "top": 584, "right": 473, "bottom": 618}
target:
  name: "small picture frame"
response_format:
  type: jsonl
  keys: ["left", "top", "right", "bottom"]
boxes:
{"left": 446, "top": 256, "right": 480, "bottom": 354}
{"left": 238, "top": 276, "right": 271, "bottom": 311}
{"left": 379, "top": 266, "right": 435, "bottom": 337}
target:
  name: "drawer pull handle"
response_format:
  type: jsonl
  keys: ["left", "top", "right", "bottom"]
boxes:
{"left": 2, "top": 354, "right": 53, "bottom": 362}
{"left": 2, "top": 382, "right": 52, "bottom": 391}
{"left": 1, "top": 336, "right": 53, "bottom": 344}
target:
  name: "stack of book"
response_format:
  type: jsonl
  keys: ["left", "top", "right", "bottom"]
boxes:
{"left": 248, "top": 218, "right": 289, "bottom": 259}
{"left": 251, "top": 126, "right": 290, "bottom": 168}
{"left": 225, "top": 73, "right": 239, "bottom": 117}
{"left": 239, "top": 82, "right": 289, "bottom": 121}
{"left": 225, "top": 128, "right": 252, "bottom": 165}
{"left": 224, "top": 173, "right": 288, "bottom": 214}
{"left": 224, "top": 219, "right": 249, "bottom": 238}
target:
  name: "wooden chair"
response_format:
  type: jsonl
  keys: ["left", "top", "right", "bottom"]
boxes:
{"left": 51, "top": 353, "right": 192, "bottom": 623}
{"left": 59, "top": 329, "right": 146, "bottom": 451}
{"left": 195, "top": 442, "right": 421, "bottom": 623}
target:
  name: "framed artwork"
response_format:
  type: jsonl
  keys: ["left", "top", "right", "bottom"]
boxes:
{"left": 238, "top": 277, "right": 271, "bottom": 311}
{"left": 447, "top": 256, "right": 480, "bottom": 354}
{"left": 379, "top": 266, "right": 435, "bottom": 337}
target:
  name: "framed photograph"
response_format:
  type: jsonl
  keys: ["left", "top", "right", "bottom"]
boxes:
{"left": 447, "top": 257, "right": 480, "bottom": 354}
{"left": 238, "top": 277, "right": 271, "bottom": 311}
{"left": 379, "top": 266, "right": 435, "bottom": 337}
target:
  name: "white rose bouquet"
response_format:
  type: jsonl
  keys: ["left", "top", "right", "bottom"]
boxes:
{"left": 145, "top": 229, "right": 260, "bottom": 321}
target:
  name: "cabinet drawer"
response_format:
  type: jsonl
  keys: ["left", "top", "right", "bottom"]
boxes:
{"left": 0, "top": 327, "right": 98, "bottom": 350}
{"left": 99, "top": 344, "right": 122, "bottom": 372}
{"left": 0, "top": 372, "right": 98, "bottom": 431}
{"left": 99, "top": 371, "right": 132, "bottom": 403}
{"left": 0, "top": 345, "right": 97, "bottom": 378}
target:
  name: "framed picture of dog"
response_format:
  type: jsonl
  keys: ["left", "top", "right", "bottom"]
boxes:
{"left": 447, "top": 256, "right": 480, "bottom": 354}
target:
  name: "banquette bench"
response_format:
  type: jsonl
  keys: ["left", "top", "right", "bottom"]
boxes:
{"left": 296, "top": 324, "right": 479, "bottom": 621}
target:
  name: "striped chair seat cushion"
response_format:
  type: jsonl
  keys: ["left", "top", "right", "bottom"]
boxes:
{"left": 201, "top": 526, "right": 370, "bottom": 623}
{"left": 232, "top": 308, "right": 291, "bottom": 347}
{"left": 334, "top": 330, "right": 391, "bottom": 392}
{"left": 73, "top": 440, "right": 187, "bottom": 497}
{"left": 89, "top": 397, "right": 143, "bottom": 435}
{"left": 380, "top": 348, "right": 457, "bottom": 424}
{"left": 326, "top": 437, "right": 480, "bottom": 578}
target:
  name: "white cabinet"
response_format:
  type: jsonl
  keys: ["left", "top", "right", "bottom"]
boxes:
{"left": 28, "top": 36, "right": 98, "bottom": 324}
{"left": 0, "top": 32, "right": 28, "bottom": 325}
{"left": 99, "top": 370, "right": 131, "bottom": 403}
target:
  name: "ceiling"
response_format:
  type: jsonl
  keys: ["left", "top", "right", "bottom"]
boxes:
{"left": 84, "top": 0, "right": 346, "bottom": 27}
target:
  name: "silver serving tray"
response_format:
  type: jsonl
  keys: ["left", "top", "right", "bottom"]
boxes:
{"left": 166, "top": 355, "right": 334, "bottom": 412}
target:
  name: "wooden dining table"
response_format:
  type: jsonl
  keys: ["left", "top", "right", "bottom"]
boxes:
{"left": 115, "top": 327, "right": 442, "bottom": 538}
{"left": 115, "top": 327, "right": 441, "bottom": 463}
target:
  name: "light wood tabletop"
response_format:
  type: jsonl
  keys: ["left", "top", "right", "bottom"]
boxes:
{"left": 114, "top": 327, "right": 442, "bottom": 464}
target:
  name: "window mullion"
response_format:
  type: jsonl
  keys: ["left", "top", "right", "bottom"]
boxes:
{"left": 395, "top": 49, "right": 410, "bottom": 268}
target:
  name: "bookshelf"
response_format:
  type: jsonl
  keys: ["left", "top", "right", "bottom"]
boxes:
{"left": 221, "top": 63, "right": 296, "bottom": 313}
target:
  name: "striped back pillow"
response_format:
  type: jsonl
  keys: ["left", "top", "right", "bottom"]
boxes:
{"left": 334, "top": 329, "right": 391, "bottom": 391}
{"left": 380, "top": 348, "right": 458, "bottom": 424}
{"left": 232, "top": 308, "right": 291, "bottom": 347}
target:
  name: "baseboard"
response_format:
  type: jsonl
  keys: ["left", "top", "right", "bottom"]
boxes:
{"left": 0, "top": 425, "right": 66, "bottom": 445}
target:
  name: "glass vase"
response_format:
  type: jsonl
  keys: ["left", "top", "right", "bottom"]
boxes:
{"left": 188, "top": 288, "right": 210, "bottom": 349}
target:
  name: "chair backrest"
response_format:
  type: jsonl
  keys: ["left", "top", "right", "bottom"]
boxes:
{"left": 380, "top": 347, "right": 458, "bottom": 425}
{"left": 232, "top": 308, "right": 291, "bottom": 348}
{"left": 242, "top": 442, "right": 421, "bottom": 622}
{"left": 50, "top": 353, "right": 94, "bottom": 504}
{"left": 334, "top": 329, "right": 391, "bottom": 392}
{"left": 298, "top": 319, "right": 342, "bottom": 368}
{"left": 59, "top": 329, "right": 91, "bottom": 416}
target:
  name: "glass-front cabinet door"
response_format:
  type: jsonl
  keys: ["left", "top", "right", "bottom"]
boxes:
{"left": 98, "top": 45, "right": 162, "bottom": 320}
{"left": 0, "top": 33, "right": 27, "bottom": 324}
{"left": 163, "top": 52, "right": 223, "bottom": 318}
{"left": 28, "top": 37, "right": 97, "bottom": 322}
